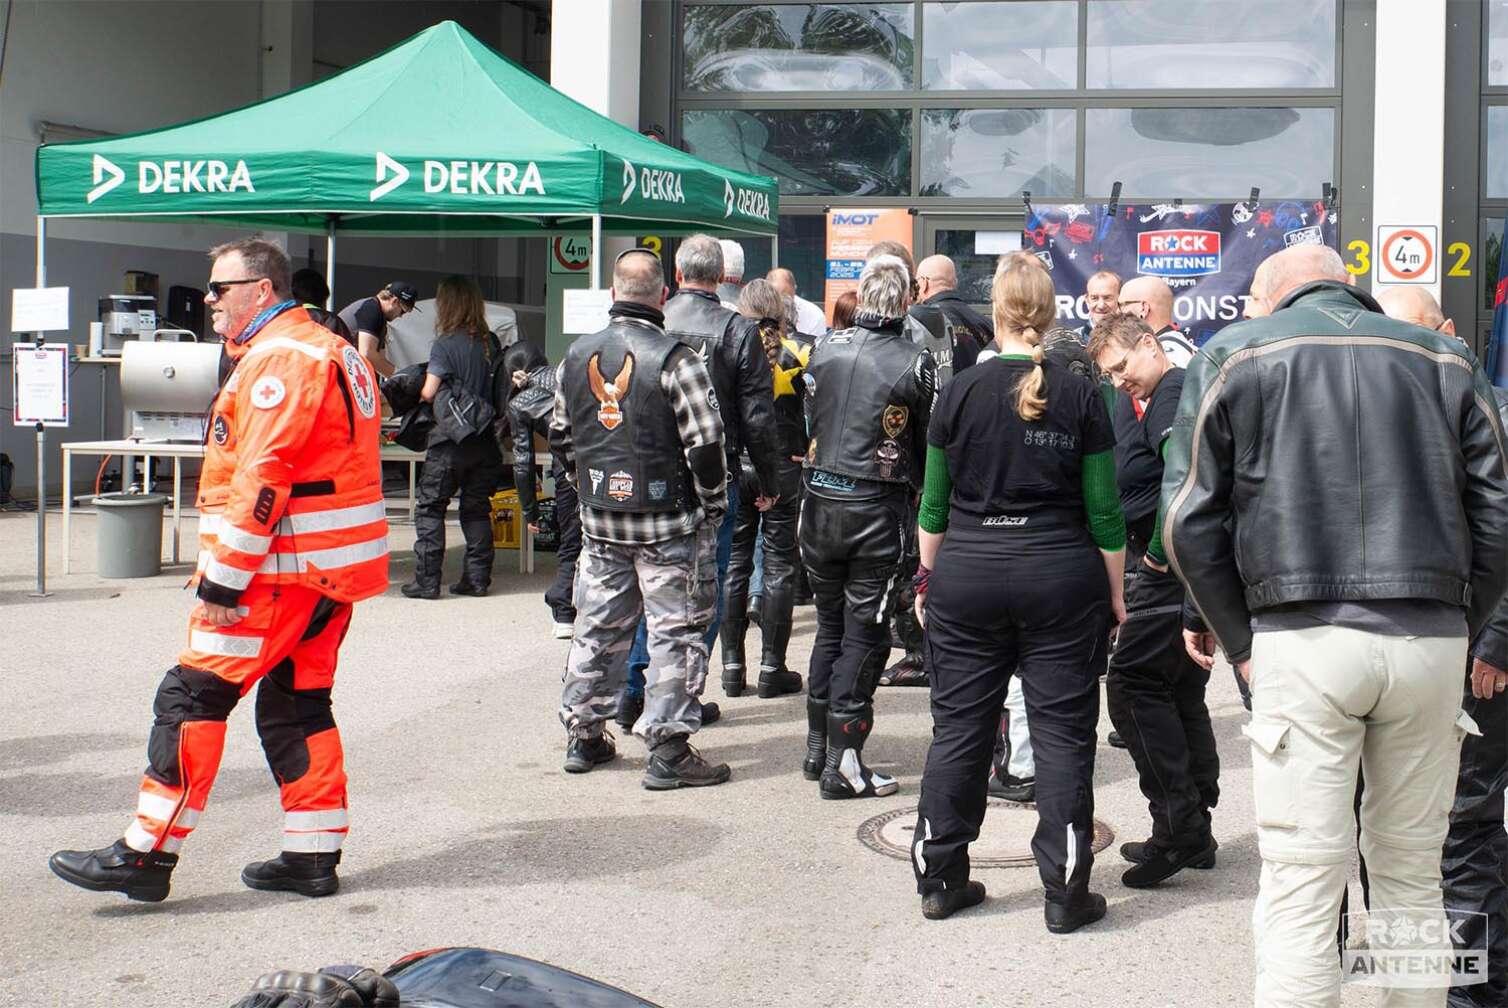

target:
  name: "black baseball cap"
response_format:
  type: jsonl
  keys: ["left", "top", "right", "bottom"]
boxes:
{"left": 384, "top": 281, "right": 420, "bottom": 310}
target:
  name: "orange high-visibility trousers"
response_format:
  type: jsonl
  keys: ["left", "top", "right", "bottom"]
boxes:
{"left": 125, "top": 583, "right": 352, "bottom": 857}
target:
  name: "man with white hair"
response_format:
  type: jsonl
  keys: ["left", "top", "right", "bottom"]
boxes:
{"left": 1165, "top": 244, "right": 1508, "bottom": 1005}
{"left": 767, "top": 267, "right": 828, "bottom": 336}
{"left": 799, "top": 254, "right": 936, "bottom": 799}
{"left": 717, "top": 238, "right": 745, "bottom": 307}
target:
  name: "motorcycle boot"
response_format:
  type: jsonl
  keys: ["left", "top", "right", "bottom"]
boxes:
{"left": 819, "top": 710, "right": 898, "bottom": 799}
{"left": 803, "top": 698, "right": 829, "bottom": 780}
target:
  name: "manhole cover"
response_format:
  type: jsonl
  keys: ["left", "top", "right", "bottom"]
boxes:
{"left": 857, "top": 801, "right": 1115, "bottom": 868}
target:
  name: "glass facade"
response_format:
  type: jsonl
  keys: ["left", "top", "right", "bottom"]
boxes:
{"left": 1490, "top": 0, "right": 1508, "bottom": 87}
{"left": 920, "top": 108, "right": 1075, "bottom": 196}
{"left": 681, "top": 108, "right": 912, "bottom": 196}
{"left": 676, "top": 1, "right": 1343, "bottom": 202}
{"left": 1085, "top": 0, "right": 1337, "bottom": 89}
{"left": 1085, "top": 107, "right": 1336, "bottom": 198}
{"left": 1487, "top": 106, "right": 1508, "bottom": 199}
{"left": 683, "top": 4, "right": 914, "bottom": 91}
{"left": 922, "top": 1, "right": 1077, "bottom": 90}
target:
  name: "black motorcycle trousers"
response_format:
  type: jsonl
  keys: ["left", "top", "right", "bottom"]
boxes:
{"left": 1105, "top": 564, "right": 1219, "bottom": 850}
{"left": 799, "top": 488, "right": 908, "bottom": 721}
{"left": 912, "top": 525, "right": 1108, "bottom": 905}
{"left": 413, "top": 436, "right": 502, "bottom": 591}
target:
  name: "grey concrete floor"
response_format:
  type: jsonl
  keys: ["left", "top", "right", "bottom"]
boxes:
{"left": 0, "top": 509, "right": 1376, "bottom": 1007}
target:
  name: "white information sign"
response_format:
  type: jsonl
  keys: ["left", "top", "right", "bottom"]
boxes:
{"left": 12, "top": 342, "right": 70, "bottom": 426}
{"left": 10, "top": 287, "right": 70, "bottom": 333}
{"left": 562, "top": 288, "right": 613, "bottom": 335}
{"left": 975, "top": 231, "right": 1022, "bottom": 255}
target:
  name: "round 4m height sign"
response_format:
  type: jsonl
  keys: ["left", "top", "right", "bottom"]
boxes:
{"left": 1376, "top": 225, "right": 1437, "bottom": 285}
{"left": 550, "top": 235, "right": 591, "bottom": 275}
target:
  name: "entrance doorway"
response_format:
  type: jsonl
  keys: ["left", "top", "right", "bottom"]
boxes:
{"left": 918, "top": 214, "right": 1024, "bottom": 311}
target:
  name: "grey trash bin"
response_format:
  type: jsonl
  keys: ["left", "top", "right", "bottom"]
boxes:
{"left": 94, "top": 492, "right": 168, "bottom": 578}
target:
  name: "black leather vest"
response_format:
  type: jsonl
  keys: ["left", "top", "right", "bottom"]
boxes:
{"left": 563, "top": 318, "right": 693, "bottom": 513}
{"left": 907, "top": 306, "right": 954, "bottom": 385}
{"left": 663, "top": 290, "right": 743, "bottom": 456}
{"left": 804, "top": 323, "right": 925, "bottom": 487}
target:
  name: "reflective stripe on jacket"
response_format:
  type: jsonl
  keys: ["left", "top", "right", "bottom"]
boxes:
{"left": 195, "top": 307, "right": 389, "bottom": 603}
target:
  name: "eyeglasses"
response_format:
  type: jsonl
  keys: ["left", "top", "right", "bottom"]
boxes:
{"left": 206, "top": 278, "right": 266, "bottom": 299}
{"left": 1102, "top": 344, "right": 1140, "bottom": 378}
{"left": 1117, "top": 298, "right": 1147, "bottom": 311}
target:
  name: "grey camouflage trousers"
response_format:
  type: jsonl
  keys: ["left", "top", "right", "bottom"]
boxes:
{"left": 559, "top": 524, "right": 718, "bottom": 747}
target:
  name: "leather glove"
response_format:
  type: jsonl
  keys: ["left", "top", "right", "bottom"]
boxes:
{"left": 228, "top": 966, "right": 399, "bottom": 1008}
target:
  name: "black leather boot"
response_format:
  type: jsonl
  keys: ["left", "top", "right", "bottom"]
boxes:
{"left": 49, "top": 839, "right": 177, "bottom": 902}
{"left": 720, "top": 616, "right": 748, "bottom": 698}
{"left": 802, "top": 699, "right": 829, "bottom": 780}
{"left": 819, "top": 711, "right": 899, "bottom": 799}
{"left": 242, "top": 850, "right": 341, "bottom": 898}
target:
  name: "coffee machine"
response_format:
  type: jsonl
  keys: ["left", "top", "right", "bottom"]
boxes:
{"left": 97, "top": 294, "right": 158, "bottom": 356}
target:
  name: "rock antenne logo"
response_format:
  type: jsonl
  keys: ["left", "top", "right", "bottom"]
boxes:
{"left": 1137, "top": 230, "right": 1222, "bottom": 278}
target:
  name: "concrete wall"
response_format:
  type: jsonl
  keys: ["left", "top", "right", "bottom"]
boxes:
{"left": 1, "top": 0, "right": 550, "bottom": 496}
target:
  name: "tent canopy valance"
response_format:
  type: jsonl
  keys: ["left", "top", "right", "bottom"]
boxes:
{"left": 33, "top": 20, "right": 778, "bottom": 237}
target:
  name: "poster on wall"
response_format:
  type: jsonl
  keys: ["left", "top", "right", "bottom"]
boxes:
{"left": 824, "top": 208, "right": 912, "bottom": 325}
{"left": 1023, "top": 200, "right": 1339, "bottom": 346}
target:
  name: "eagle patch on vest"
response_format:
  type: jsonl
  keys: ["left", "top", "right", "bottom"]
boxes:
{"left": 882, "top": 404, "right": 908, "bottom": 438}
{"left": 588, "top": 352, "right": 634, "bottom": 430}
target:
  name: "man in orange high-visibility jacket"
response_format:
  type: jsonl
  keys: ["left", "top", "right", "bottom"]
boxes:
{"left": 50, "top": 238, "right": 388, "bottom": 903}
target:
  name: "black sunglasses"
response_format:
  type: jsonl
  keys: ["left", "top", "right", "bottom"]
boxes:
{"left": 206, "top": 278, "right": 267, "bottom": 299}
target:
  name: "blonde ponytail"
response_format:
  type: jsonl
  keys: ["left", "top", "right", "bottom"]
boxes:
{"left": 1014, "top": 325, "right": 1048, "bottom": 421}
{"left": 992, "top": 259, "right": 1056, "bottom": 421}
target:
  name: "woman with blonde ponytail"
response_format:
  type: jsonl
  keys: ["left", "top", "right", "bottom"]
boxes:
{"left": 908, "top": 258, "right": 1127, "bottom": 932}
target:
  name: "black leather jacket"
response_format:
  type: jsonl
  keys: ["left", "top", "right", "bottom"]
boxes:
{"left": 663, "top": 289, "right": 781, "bottom": 497}
{"left": 506, "top": 364, "right": 557, "bottom": 522}
{"left": 1162, "top": 281, "right": 1508, "bottom": 662}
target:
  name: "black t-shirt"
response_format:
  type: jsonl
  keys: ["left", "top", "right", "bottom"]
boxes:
{"left": 928, "top": 356, "right": 1115, "bottom": 523}
{"left": 427, "top": 331, "right": 499, "bottom": 402}
{"left": 1112, "top": 366, "right": 1185, "bottom": 521}
{"left": 338, "top": 297, "right": 388, "bottom": 351}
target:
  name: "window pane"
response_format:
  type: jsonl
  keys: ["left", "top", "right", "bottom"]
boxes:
{"left": 932, "top": 229, "right": 1008, "bottom": 305}
{"left": 921, "top": 109, "right": 1075, "bottom": 197}
{"left": 732, "top": 216, "right": 828, "bottom": 307}
{"left": 682, "top": 3, "right": 914, "bottom": 92}
{"left": 1491, "top": 1, "right": 1508, "bottom": 86}
{"left": 682, "top": 109, "right": 912, "bottom": 196}
{"left": 1085, "top": 107, "right": 1334, "bottom": 198}
{"left": 1488, "top": 108, "right": 1508, "bottom": 198}
{"left": 922, "top": 2, "right": 1077, "bottom": 90}
{"left": 1483, "top": 217, "right": 1504, "bottom": 314}
{"left": 1086, "top": 0, "right": 1336, "bottom": 89}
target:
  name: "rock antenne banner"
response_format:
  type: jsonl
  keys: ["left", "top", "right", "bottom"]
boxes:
{"left": 1023, "top": 200, "right": 1339, "bottom": 345}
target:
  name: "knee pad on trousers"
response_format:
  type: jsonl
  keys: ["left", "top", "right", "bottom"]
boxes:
{"left": 147, "top": 664, "right": 241, "bottom": 787}
{"left": 255, "top": 657, "right": 336, "bottom": 786}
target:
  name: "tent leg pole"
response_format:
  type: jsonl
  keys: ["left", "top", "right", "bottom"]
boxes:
{"left": 590, "top": 214, "right": 602, "bottom": 291}
{"left": 36, "top": 215, "right": 46, "bottom": 286}
{"left": 325, "top": 218, "right": 337, "bottom": 309}
{"left": 771, "top": 234, "right": 779, "bottom": 270}
{"left": 32, "top": 217, "right": 48, "bottom": 598}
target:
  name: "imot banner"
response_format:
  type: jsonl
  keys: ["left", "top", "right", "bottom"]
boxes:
{"left": 1023, "top": 200, "right": 1339, "bottom": 346}
{"left": 824, "top": 208, "right": 913, "bottom": 326}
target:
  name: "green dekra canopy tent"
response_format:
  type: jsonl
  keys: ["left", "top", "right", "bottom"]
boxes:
{"left": 33, "top": 20, "right": 778, "bottom": 240}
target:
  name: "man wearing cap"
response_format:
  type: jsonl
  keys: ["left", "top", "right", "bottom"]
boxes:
{"left": 338, "top": 281, "right": 419, "bottom": 379}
